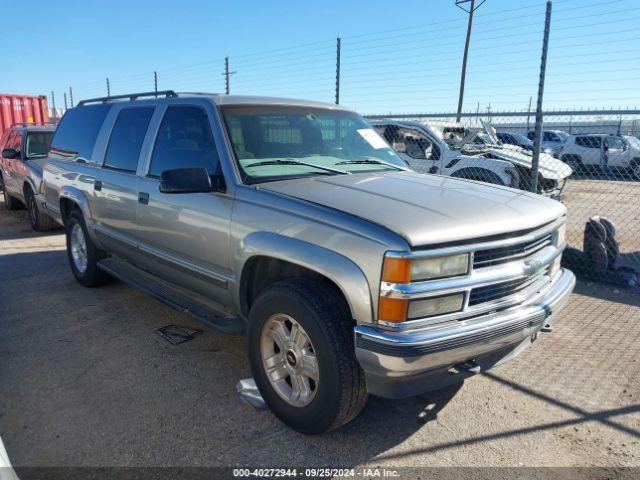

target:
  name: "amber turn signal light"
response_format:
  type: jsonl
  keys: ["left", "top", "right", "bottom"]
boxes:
{"left": 378, "top": 296, "right": 409, "bottom": 323}
{"left": 381, "top": 257, "right": 411, "bottom": 284}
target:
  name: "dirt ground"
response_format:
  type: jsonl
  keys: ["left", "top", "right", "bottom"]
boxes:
{"left": 0, "top": 196, "right": 639, "bottom": 477}
{"left": 563, "top": 177, "right": 640, "bottom": 267}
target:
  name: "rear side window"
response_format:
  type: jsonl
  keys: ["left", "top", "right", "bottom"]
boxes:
{"left": 103, "top": 107, "right": 154, "bottom": 172}
{"left": 575, "top": 136, "right": 601, "bottom": 148}
{"left": 50, "top": 104, "right": 111, "bottom": 160}
{"left": 148, "top": 106, "right": 219, "bottom": 177}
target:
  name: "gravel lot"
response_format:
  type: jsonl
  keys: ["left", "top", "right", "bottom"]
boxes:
{"left": 0, "top": 195, "right": 639, "bottom": 475}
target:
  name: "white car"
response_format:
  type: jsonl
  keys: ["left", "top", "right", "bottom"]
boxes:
{"left": 372, "top": 120, "right": 572, "bottom": 200}
{"left": 558, "top": 133, "right": 640, "bottom": 179}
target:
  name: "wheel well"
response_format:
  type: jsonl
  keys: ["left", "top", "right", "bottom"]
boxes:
{"left": 561, "top": 154, "right": 582, "bottom": 163}
{"left": 22, "top": 182, "right": 33, "bottom": 199}
{"left": 239, "top": 256, "right": 351, "bottom": 320}
{"left": 59, "top": 197, "right": 80, "bottom": 225}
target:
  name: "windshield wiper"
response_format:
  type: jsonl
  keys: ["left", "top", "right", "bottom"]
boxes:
{"left": 335, "top": 157, "right": 408, "bottom": 171}
{"left": 244, "top": 158, "right": 350, "bottom": 175}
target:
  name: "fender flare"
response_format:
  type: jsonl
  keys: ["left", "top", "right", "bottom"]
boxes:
{"left": 236, "top": 231, "right": 373, "bottom": 324}
{"left": 22, "top": 177, "right": 39, "bottom": 198}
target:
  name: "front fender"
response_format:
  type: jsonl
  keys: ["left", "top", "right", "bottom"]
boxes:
{"left": 235, "top": 231, "right": 374, "bottom": 324}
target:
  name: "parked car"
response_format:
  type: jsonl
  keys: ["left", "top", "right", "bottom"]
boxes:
{"left": 558, "top": 133, "right": 640, "bottom": 179}
{"left": 0, "top": 122, "right": 56, "bottom": 230}
{"left": 526, "top": 129, "right": 569, "bottom": 155}
{"left": 372, "top": 120, "right": 572, "bottom": 200}
{"left": 43, "top": 91, "right": 575, "bottom": 434}
{"left": 497, "top": 132, "right": 534, "bottom": 151}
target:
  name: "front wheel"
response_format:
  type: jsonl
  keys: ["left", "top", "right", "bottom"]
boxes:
{"left": 247, "top": 279, "right": 368, "bottom": 434}
{"left": 26, "top": 188, "right": 54, "bottom": 231}
{"left": 66, "top": 209, "right": 110, "bottom": 287}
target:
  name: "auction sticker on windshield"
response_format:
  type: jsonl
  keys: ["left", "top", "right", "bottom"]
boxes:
{"left": 357, "top": 128, "right": 388, "bottom": 149}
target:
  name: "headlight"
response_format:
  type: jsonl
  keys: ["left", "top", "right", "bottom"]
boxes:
{"left": 410, "top": 254, "right": 469, "bottom": 281}
{"left": 381, "top": 253, "right": 470, "bottom": 283}
{"left": 408, "top": 294, "right": 464, "bottom": 319}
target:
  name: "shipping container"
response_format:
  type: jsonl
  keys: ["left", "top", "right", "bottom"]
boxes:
{"left": 0, "top": 94, "right": 50, "bottom": 137}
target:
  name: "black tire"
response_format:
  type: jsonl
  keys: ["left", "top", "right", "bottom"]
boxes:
{"left": 247, "top": 279, "right": 368, "bottom": 434}
{"left": 561, "top": 154, "right": 583, "bottom": 174}
{"left": 25, "top": 187, "right": 54, "bottom": 231}
{"left": 66, "top": 209, "right": 110, "bottom": 287}
{"left": 2, "top": 185, "right": 21, "bottom": 210}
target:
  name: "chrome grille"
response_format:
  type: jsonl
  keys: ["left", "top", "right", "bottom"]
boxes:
{"left": 468, "top": 270, "right": 547, "bottom": 306}
{"left": 473, "top": 233, "right": 553, "bottom": 268}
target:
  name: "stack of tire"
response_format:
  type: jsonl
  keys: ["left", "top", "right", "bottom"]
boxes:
{"left": 583, "top": 216, "right": 619, "bottom": 274}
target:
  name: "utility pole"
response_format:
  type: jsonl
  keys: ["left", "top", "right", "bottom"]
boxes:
{"left": 69, "top": 87, "right": 74, "bottom": 108}
{"left": 530, "top": 1, "right": 552, "bottom": 194}
{"left": 222, "top": 56, "right": 236, "bottom": 95}
{"left": 335, "top": 37, "right": 341, "bottom": 104}
{"left": 106, "top": 78, "right": 111, "bottom": 97}
{"left": 154, "top": 71, "right": 158, "bottom": 96}
{"left": 526, "top": 96, "right": 532, "bottom": 131}
{"left": 64, "top": 92, "right": 68, "bottom": 112}
{"left": 51, "top": 91, "right": 56, "bottom": 119}
{"left": 455, "top": 0, "right": 486, "bottom": 123}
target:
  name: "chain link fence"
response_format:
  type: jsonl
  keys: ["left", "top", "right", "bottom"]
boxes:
{"left": 362, "top": 111, "right": 640, "bottom": 286}
{"left": 42, "top": 0, "right": 640, "bottom": 290}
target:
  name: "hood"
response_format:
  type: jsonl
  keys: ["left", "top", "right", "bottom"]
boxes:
{"left": 260, "top": 171, "right": 566, "bottom": 247}
{"left": 484, "top": 146, "right": 572, "bottom": 180}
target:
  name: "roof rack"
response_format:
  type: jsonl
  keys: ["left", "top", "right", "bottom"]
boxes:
{"left": 77, "top": 90, "right": 178, "bottom": 106}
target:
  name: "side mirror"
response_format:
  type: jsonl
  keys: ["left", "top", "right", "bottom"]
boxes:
{"left": 424, "top": 144, "right": 433, "bottom": 160}
{"left": 2, "top": 148, "right": 19, "bottom": 159}
{"left": 159, "top": 167, "right": 214, "bottom": 194}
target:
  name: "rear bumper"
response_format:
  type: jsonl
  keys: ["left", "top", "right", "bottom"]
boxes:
{"left": 354, "top": 268, "right": 575, "bottom": 398}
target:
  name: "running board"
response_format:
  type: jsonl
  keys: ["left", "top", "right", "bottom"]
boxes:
{"left": 98, "top": 257, "right": 245, "bottom": 335}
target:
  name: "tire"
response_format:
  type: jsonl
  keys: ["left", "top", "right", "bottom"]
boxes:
{"left": 247, "top": 279, "right": 368, "bottom": 434}
{"left": 631, "top": 159, "right": 640, "bottom": 181}
{"left": 25, "top": 187, "right": 54, "bottom": 231}
{"left": 2, "top": 183, "right": 21, "bottom": 210}
{"left": 561, "top": 155, "right": 583, "bottom": 174}
{"left": 65, "top": 209, "right": 110, "bottom": 287}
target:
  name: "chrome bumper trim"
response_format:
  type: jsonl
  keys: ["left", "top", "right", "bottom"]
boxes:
{"left": 355, "top": 268, "right": 575, "bottom": 379}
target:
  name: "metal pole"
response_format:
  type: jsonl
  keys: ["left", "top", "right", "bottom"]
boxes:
{"left": 455, "top": 0, "right": 485, "bottom": 123}
{"left": 530, "top": 1, "right": 552, "bottom": 194}
{"left": 69, "top": 87, "right": 74, "bottom": 108}
{"left": 51, "top": 91, "right": 56, "bottom": 119}
{"left": 64, "top": 92, "right": 68, "bottom": 112}
{"left": 154, "top": 71, "right": 158, "bottom": 96}
{"left": 335, "top": 37, "right": 341, "bottom": 104}
{"left": 526, "top": 96, "right": 532, "bottom": 131}
{"left": 106, "top": 78, "right": 110, "bottom": 97}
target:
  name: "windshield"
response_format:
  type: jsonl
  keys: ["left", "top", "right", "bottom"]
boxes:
{"left": 221, "top": 106, "right": 406, "bottom": 184}
{"left": 623, "top": 135, "right": 640, "bottom": 148}
{"left": 556, "top": 131, "right": 570, "bottom": 141}
{"left": 26, "top": 131, "right": 54, "bottom": 158}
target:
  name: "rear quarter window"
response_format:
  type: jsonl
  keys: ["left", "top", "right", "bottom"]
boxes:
{"left": 49, "top": 104, "right": 111, "bottom": 161}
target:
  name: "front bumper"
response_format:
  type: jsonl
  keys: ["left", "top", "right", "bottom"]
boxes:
{"left": 354, "top": 268, "right": 575, "bottom": 398}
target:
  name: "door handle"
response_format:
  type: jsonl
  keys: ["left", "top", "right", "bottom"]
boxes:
{"left": 94, "top": 180, "right": 102, "bottom": 191}
{"left": 138, "top": 192, "right": 149, "bottom": 205}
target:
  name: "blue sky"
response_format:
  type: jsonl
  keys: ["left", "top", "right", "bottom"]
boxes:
{"left": 2, "top": 0, "right": 638, "bottom": 114}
